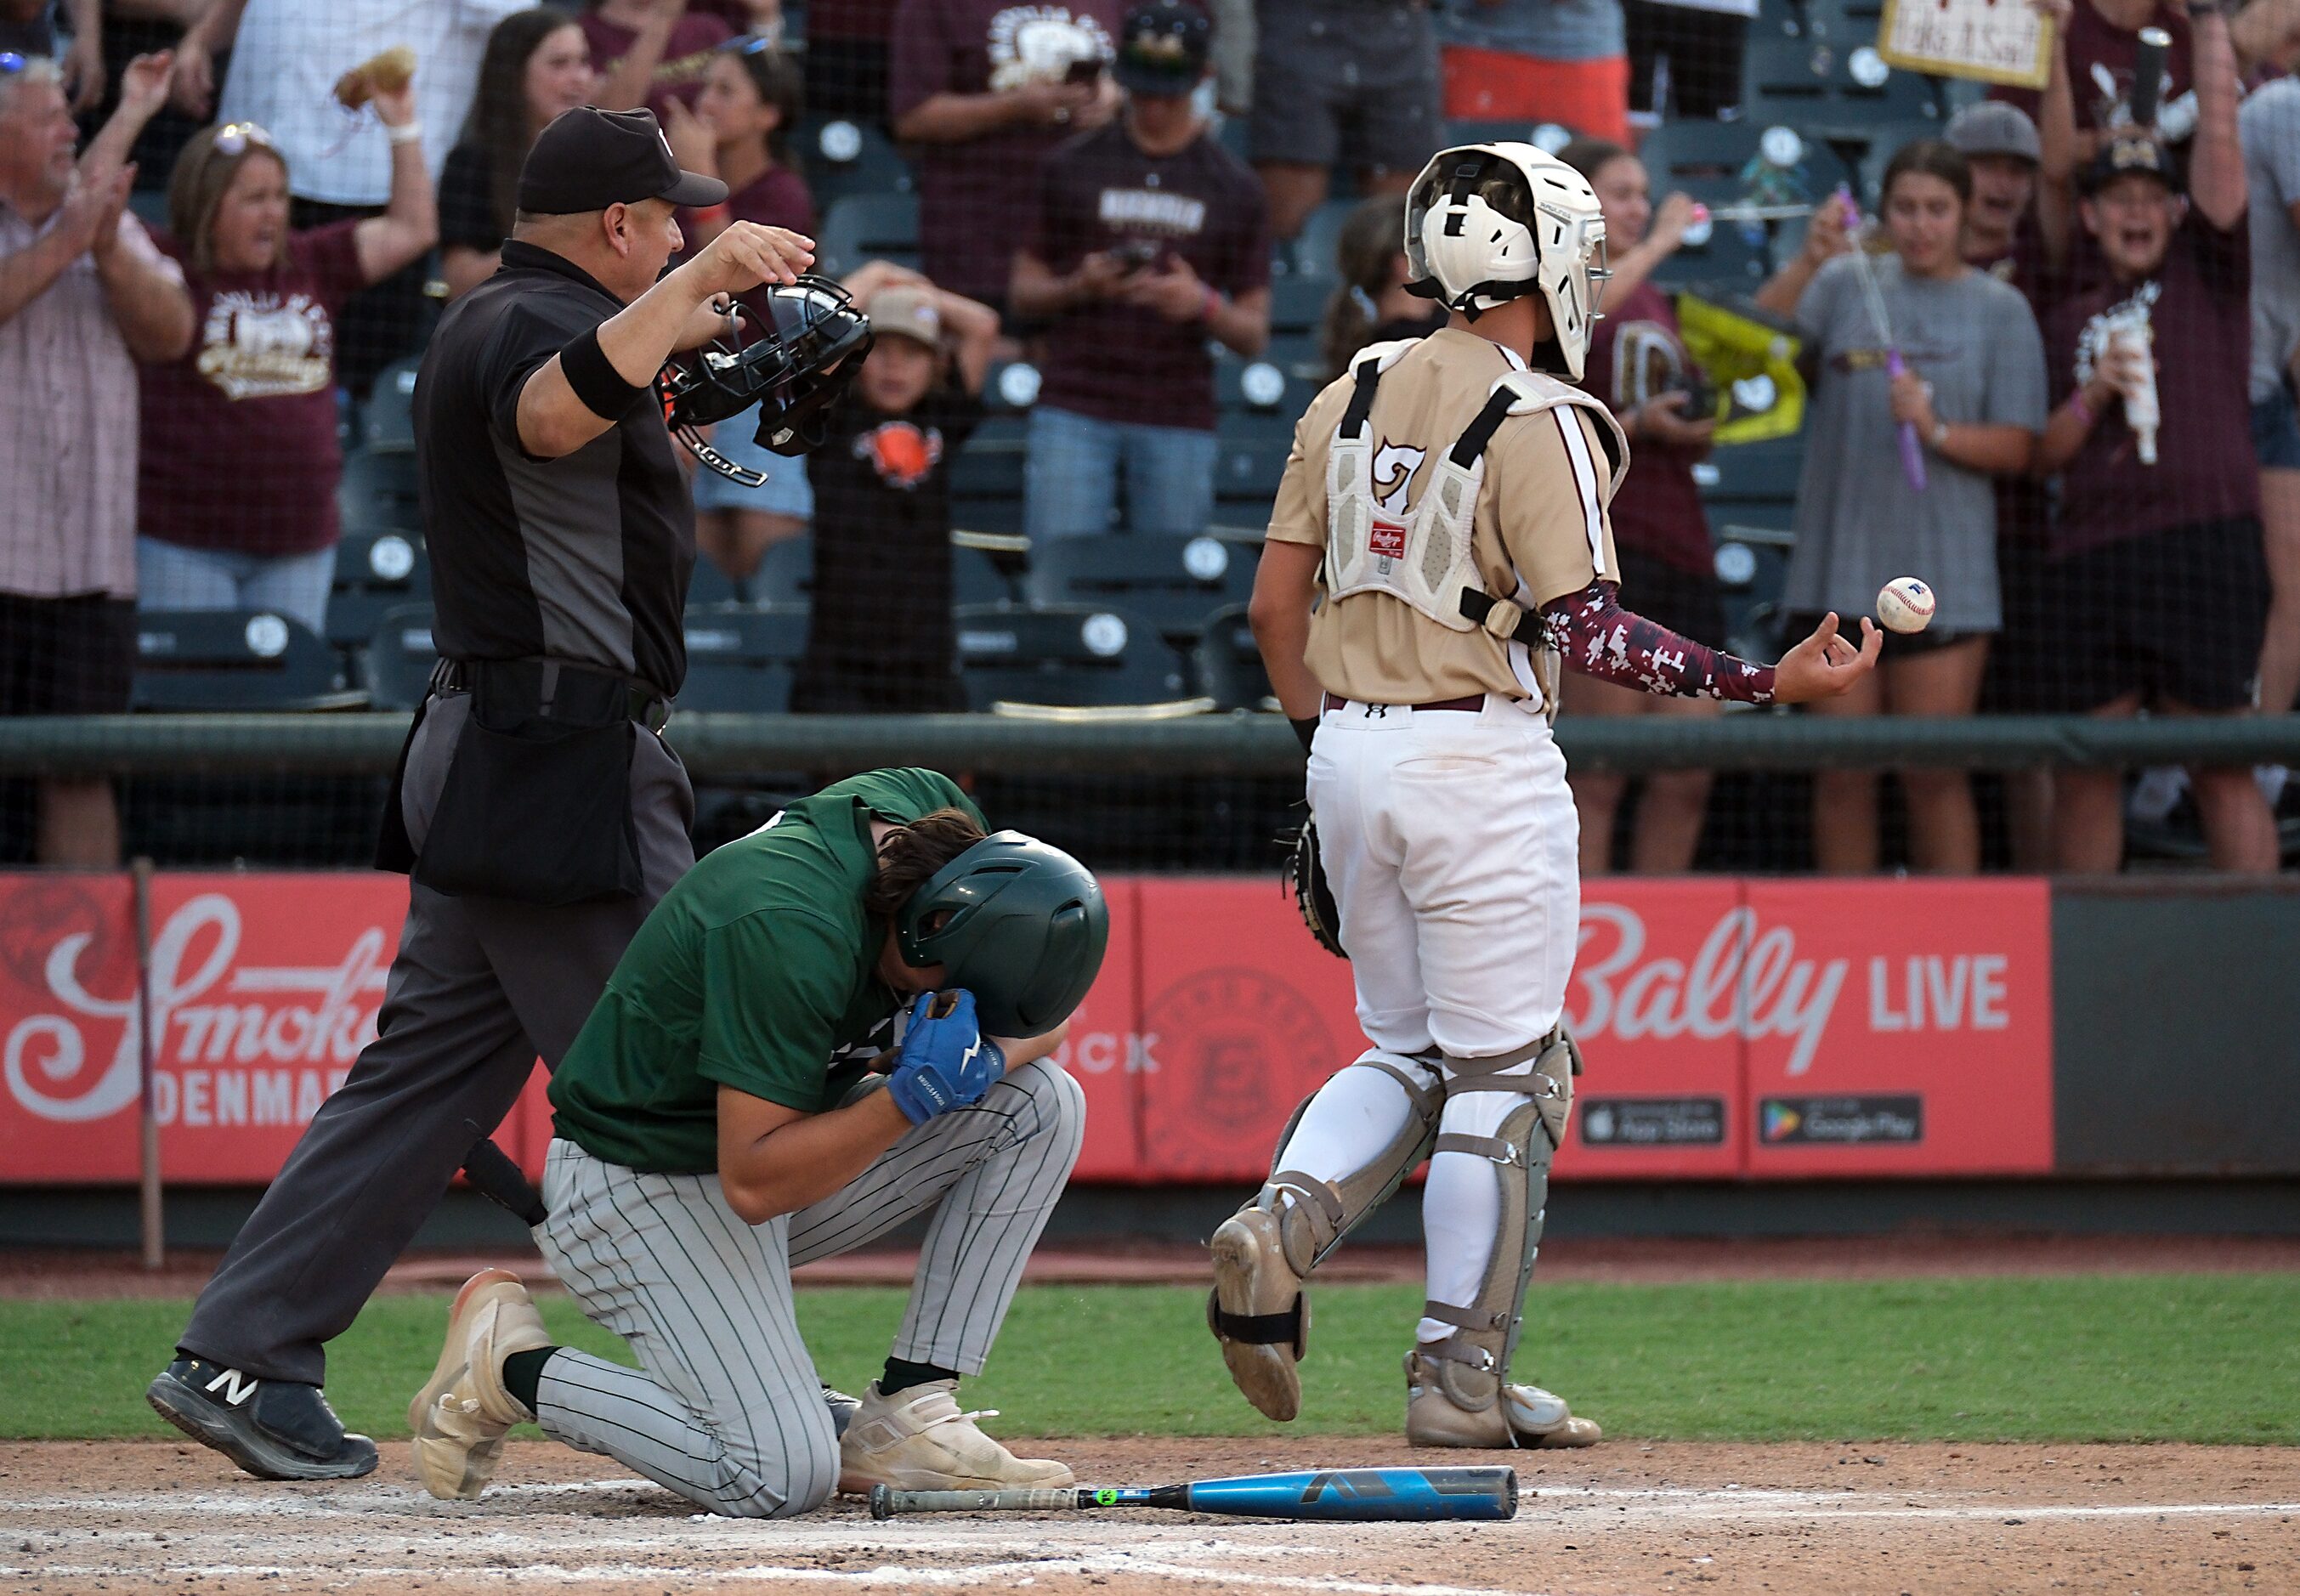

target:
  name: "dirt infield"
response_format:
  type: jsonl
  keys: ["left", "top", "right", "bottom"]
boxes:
{"left": 3, "top": 1438, "right": 2292, "bottom": 1594}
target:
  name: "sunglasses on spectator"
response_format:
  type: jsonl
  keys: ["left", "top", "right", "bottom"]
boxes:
{"left": 723, "top": 34, "right": 779, "bottom": 56}
{"left": 0, "top": 52, "right": 26, "bottom": 75}
{"left": 212, "top": 122, "right": 277, "bottom": 156}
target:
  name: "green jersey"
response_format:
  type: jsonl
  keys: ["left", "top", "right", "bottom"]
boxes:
{"left": 548, "top": 767, "right": 984, "bottom": 1173}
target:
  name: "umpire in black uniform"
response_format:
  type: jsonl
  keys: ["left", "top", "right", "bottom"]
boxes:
{"left": 147, "top": 108, "right": 821, "bottom": 1480}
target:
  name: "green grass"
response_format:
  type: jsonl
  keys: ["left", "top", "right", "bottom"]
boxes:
{"left": 7, "top": 1275, "right": 2296, "bottom": 1446}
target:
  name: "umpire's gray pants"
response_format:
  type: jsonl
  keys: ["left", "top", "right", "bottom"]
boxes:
{"left": 531, "top": 1058, "right": 1086, "bottom": 1519}
{"left": 178, "top": 692, "right": 695, "bottom": 1385}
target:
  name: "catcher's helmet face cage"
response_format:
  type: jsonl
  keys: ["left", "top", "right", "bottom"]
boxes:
{"left": 895, "top": 830, "right": 1111, "bottom": 1038}
{"left": 1403, "top": 143, "right": 1610, "bottom": 380}
{"left": 656, "top": 274, "right": 875, "bottom": 485}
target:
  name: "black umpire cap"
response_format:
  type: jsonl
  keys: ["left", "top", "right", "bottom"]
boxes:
{"left": 518, "top": 106, "right": 729, "bottom": 215}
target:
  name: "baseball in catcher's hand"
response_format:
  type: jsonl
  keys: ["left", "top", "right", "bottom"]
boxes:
{"left": 1770, "top": 611, "right": 1882, "bottom": 704}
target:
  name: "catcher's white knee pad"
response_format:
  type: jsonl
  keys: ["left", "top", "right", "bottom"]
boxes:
{"left": 1249, "top": 1050, "right": 1443, "bottom": 1278}
{"left": 1418, "top": 1027, "right": 1578, "bottom": 1412}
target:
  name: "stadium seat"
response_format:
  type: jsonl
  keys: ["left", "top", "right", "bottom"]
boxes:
{"left": 948, "top": 416, "right": 1028, "bottom": 500}
{"left": 1634, "top": 119, "right": 1792, "bottom": 287}
{"left": 1213, "top": 350, "right": 1315, "bottom": 419}
{"left": 1742, "top": 37, "right": 1946, "bottom": 125}
{"left": 688, "top": 554, "right": 743, "bottom": 608}
{"left": 360, "top": 357, "right": 422, "bottom": 453}
{"left": 747, "top": 535, "right": 1014, "bottom": 610}
{"left": 338, "top": 445, "right": 421, "bottom": 534}
{"left": 365, "top": 603, "right": 439, "bottom": 711}
{"left": 954, "top": 603, "right": 1207, "bottom": 715}
{"left": 326, "top": 527, "right": 431, "bottom": 653}
{"left": 1293, "top": 197, "right": 1360, "bottom": 281}
{"left": 1442, "top": 117, "right": 1544, "bottom": 150}
{"left": 1023, "top": 532, "right": 1260, "bottom": 644}
{"left": 678, "top": 604, "right": 808, "bottom": 711}
{"left": 1696, "top": 434, "right": 1807, "bottom": 505}
{"left": 799, "top": 115, "right": 913, "bottom": 210}
{"left": 1212, "top": 415, "right": 1294, "bottom": 510}
{"left": 133, "top": 609, "right": 365, "bottom": 712}
{"left": 1192, "top": 601, "right": 1276, "bottom": 711}
{"left": 815, "top": 192, "right": 920, "bottom": 278}
{"left": 1266, "top": 274, "right": 1332, "bottom": 339}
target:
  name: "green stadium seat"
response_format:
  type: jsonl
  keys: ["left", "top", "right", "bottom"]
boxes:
{"left": 1742, "top": 36, "right": 1946, "bottom": 126}
{"left": 678, "top": 604, "right": 808, "bottom": 711}
{"left": 1213, "top": 350, "right": 1317, "bottom": 419}
{"left": 360, "top": 357, "right": 422, "bottom": 454}
{"left": 688, "top": 555, "right": 744, "bottom": 608}
{"left": 748, "top": 534, "right": 1014, "bottom": 610}
{"left": 954, "top": 603, "right": 1207, "bottom": 715}
{"left": 326, "top": 527, "right": 431, "bottom": 652}
{"left": 133, "top": 609, "right": 366, "bottom": 712}
{"left": 365, "top": 603, "right": 439, "bottom": 711}
{"left": 1293, "top": 197, "right": 1360, "bottom": 281}
{"left": 1212, "top": 416, "right": 1294, "bottom": 505}
{"left": 338, "top": 445, "right": 421, "bottom": 534}
{"left": 1192, "top": 601, "right": 1277, "bottom": 711}
{"left": 800, "top": 115, "right": 913, "bottom": 210}
{"left": 948, "top": 416, "right": 1028, "bottom": 498}
{"left": 1023, "top": 532, "right": 1260, "bottom": 644}
{"left": 815, "top": 192, "right": 920, "bottom": 279}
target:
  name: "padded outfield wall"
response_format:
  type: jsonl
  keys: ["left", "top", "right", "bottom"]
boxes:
{"left": 2, "top": 871, "right": 2293, "bottom": 1196}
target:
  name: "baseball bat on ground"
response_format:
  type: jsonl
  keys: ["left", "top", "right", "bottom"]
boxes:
{"left": 870, "top": 1466, "right": 1518, "bottom": 1522}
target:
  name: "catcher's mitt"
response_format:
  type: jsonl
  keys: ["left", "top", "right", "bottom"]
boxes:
{"left": 1284, "top": 816, "right": 1345, "bottom": 959}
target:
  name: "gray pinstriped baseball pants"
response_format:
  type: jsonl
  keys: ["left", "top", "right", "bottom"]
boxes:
{"left": 530, "top": 1058, "right": 1085, "bottom": 1518}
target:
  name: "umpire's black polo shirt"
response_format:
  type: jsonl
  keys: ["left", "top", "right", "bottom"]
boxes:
{"left": 414, "top": 241, "right": 695, "bottom": 696}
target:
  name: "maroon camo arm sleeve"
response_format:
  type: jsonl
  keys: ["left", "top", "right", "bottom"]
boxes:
{"left": 1538, "top": 580, "right": 1777, "bottom": 705}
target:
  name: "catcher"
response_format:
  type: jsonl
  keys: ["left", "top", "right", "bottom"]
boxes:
{"left": 410, "top": 769, "right": 1107, "bottom": 1517}
{"left": 1221, "top": 142, "right": 1879, "bottom": 1447}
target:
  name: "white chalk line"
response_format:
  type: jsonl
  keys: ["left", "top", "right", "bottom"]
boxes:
{"left": 8, "top": 1481, "right": 2299, "bottom": 1527}
{"left": 0, "top": 1564, "right": 1532, "bottom": 1595}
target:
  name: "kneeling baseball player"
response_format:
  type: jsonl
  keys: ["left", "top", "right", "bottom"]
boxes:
{"left": 409, "top": 768, "right": 1106, "bottom": 1516}
{"left": 1215, "top": 143, "right": 1879, "bottom": 1447}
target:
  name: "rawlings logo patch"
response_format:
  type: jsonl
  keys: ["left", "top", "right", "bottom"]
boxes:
{"left": 1368, "top": 518, "right": 1407, "bottom": 561}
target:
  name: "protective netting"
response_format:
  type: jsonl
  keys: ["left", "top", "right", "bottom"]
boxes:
{"left": 3, "top": 0, "right": 2293, "bottom": 874}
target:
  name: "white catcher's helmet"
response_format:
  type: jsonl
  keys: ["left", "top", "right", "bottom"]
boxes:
{"left": 1403, "top": 142, "right": 1611, "bottom": 379}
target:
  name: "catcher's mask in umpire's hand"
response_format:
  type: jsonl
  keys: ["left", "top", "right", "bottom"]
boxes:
{"left": 657, "top": 274, "right": 875, "bottom": 484}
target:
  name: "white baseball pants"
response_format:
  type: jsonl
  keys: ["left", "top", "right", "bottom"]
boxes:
{"left": 1289, "top": 694, "right": 1581, "bottom": 1336}
{"left": 530, "top": 1060, "right": 1085, "bottom": 1518}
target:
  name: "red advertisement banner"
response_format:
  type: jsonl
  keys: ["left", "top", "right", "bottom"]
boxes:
{"left": 1741, "top": 880, "right": 2053, "bottom": 1176}
{"left": 0, "top": 870, "right": 2054, "bottom": 1187}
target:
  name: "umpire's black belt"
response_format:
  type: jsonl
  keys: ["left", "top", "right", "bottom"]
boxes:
{"left": 432, "top": 656, "right": 671, "bottom": 734}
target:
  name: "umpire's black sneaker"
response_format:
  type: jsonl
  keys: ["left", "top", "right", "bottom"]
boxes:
{"left": 147, "top": 1356, "right": 379, "bottom": 1480}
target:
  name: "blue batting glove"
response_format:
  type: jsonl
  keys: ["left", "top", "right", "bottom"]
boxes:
{"left": 886, "top": 990, "right": 1004, "bottom": 1125}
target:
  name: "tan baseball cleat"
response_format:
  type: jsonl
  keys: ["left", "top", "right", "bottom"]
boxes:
{"left": 410, "top": 1268, "right": 553, "bottom": 1501}
{"left": 1402, "top": 1347, "right": 1602, "bottom": 1449}
{"left": 836, "top": 1379, "right": 1074, "bottom": 1495}
{"left": 1207, "top": 1205, "right": 1311, "bottom": 1422}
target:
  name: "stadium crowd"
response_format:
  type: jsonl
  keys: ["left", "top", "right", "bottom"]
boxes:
{"left": 3, "top": 0, "right": 2298, "bottom": 876}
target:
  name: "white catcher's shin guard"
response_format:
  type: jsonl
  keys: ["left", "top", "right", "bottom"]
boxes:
{"left": 1404, "top": 1029, "right": 1600, "bottom": 1450}
{"left": 1209, "top": 1051, "right": 1441, "bottom": 1421}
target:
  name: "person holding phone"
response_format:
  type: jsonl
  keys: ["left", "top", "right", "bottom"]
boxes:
{"left": 889, "top": 0, "right": 1121, "bottom": 311}
{"left": 1010, "top": 0, "right": 1271, "bottom": 539}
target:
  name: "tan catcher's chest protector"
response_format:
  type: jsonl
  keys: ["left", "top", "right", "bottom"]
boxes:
{"left": 1323, "top": 339, "right": 1629, "bottom": 715}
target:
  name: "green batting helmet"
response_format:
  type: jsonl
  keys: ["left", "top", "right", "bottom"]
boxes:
{"left": 896, "top": 831, "right": 1108, "bottom": 1036}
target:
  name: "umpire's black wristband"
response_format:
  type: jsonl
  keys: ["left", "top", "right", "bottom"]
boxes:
{"left": 1290, "top": 716, "right": 1319, "bottom": 755}
{"left": 559, "top": 325, "right": 647, "bottom": 422}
